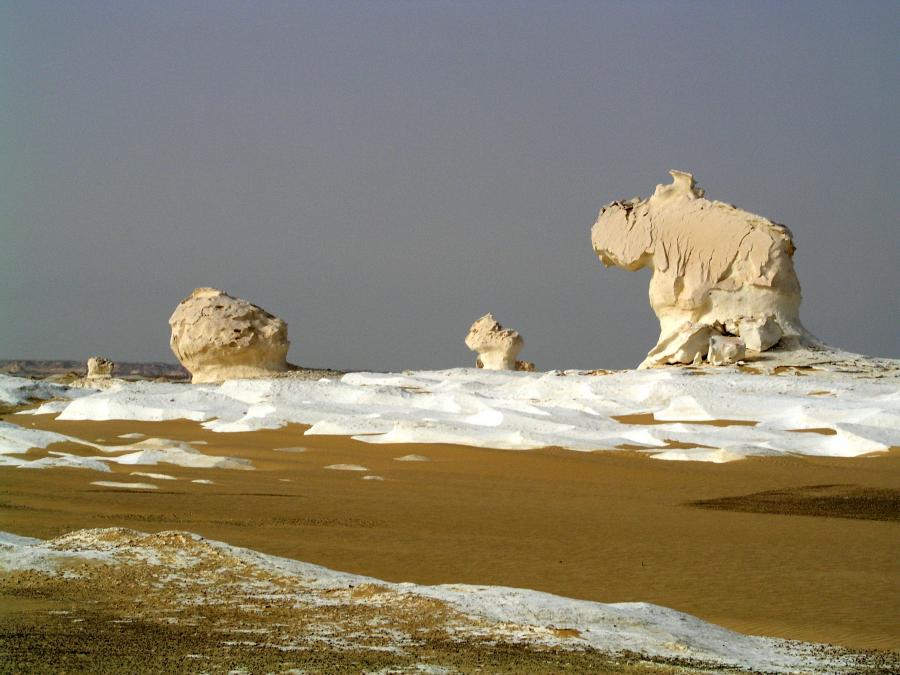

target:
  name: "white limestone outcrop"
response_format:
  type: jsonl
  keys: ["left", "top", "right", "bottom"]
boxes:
{"left": 465, "top": 314, "right": 525, "bottom": 371}
{"left": 168, "top": 288, "right": 290, "bottom": 384}
{"left": 85, "top": 357, "right": 114, "bottom": 380}
{"left": 726, "top": 315, "right": 783, "bottom": 353}
{"left": 707, "top": 336, "right": 746, "bottom": 366}
{"left": 591, "top": 170, "right": 817, "bottom": 368}
{"left": 644, "top": 322, "right": 713, "bottom": 367}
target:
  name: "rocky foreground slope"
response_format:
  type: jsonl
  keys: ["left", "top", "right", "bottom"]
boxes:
{"left": 2, "top": 528, "right": 894, "bottom": 674}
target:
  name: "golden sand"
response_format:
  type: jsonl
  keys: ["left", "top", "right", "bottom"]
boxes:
{"left": 2, "top": 412, "right": 899, "bottom": 650}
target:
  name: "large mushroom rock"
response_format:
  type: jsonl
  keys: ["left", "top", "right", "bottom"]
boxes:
{"left": 591, "top": 171, "right": 819, "bottom": 368}
{"left": 168, "top": 288, "right": 290, "bottom": 384}
{"left": 465, "top": 313, "right": 526, "bottom": 371}
{"left": 85, "top": 356, "right": 114, "bottom": 380}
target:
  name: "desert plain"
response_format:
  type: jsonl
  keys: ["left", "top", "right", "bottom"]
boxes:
{"left": 1, "top": 380, "right": 898, "bottom": 673}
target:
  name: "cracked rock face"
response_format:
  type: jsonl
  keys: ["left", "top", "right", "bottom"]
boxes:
{"left": 465, "top": 314, "right": 524, "bottom": 371}
{"left": 85, "top": 357, "right": 114, "bottom": 380}
{"left": 592, "top": 171, "right": 817, "bottom": 368}
{"left": 168, "top": 288, "right": 290, "bottom": 384}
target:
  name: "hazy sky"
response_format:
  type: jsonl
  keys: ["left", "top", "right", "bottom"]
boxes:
{"left": 2, "top": 1, "right": 897, "bottom": 370}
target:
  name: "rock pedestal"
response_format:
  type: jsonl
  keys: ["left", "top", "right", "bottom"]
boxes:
{"left": 591, "top": 170, "right": 817, "bottom": 368}
{"left": 465, "top": 314, "right": 525, "bottom": 371}
{"left": 86, "top": 357, "right": 114, "bottom": 380}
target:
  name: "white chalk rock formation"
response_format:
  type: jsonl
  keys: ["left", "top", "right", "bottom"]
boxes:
{"left": 726, "top": 315, "right": 783, "bottom": 353}
{"left": 169, "top": 288, "right": 290, "bottom": 384}
{"left": 644, "top": 322, "right": 713, "bottom": 367}
{"left": 465, "top": 314, "right": 524, "bottom": 371}
{"left": 707, "top": 336, "right": 746, "bottom": 366}
{"left": 85, "top": 357, "right": 114, "bottom": 380}
{"left": 592, "top": 170, "right": 817, "bottom": 368}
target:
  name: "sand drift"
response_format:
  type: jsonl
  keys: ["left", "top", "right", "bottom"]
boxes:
{"left": 3, "top": 368, "right": 900, "bottom": 463}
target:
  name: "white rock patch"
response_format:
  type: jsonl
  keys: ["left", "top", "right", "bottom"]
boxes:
{"left": 130, "top": 472, "right": 177, "bottom": 480}
{"left": 2, "top": 367, "right": 898, "bottom": 463}
{"left": 90, "top": 481, "right": 158, "bottom": 490}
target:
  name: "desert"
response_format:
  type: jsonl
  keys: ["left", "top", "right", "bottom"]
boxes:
{"left": 2, "top": 343, "right": 899, "bottom": 672}
{"left": 3, "top": 171, "right": 899, "bottom": 673}
{"left": 4, "top": 4, "right": 898, "bottom": 673}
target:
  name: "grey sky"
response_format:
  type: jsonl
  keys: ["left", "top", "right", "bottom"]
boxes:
{"left": 2, "top": 1, "right": 897, "bottom": 371}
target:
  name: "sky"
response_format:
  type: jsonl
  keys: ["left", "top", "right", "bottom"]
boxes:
{"left": 2, "top": 0, "right": 897, "bottom": 371}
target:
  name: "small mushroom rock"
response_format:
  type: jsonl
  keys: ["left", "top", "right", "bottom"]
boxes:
{"left": 707, "top": 335, "right": 746, "bottom": 366}
{"left": 727, "top": 315, "right": 783, "bottom": 353}
{"left": 591, "top": 171, "right": 819, "bottom": 368}
{"left": 168, "top": 287, "right": 290, "bottom": 384}
{"left": 85, "top": 357, "right": 114, "bottom": 380}
{"left": 465, "top": 313, "right": 524, "bottom": 371}
{"left": 515, "top": 360, "right": 536, "bottom": 372}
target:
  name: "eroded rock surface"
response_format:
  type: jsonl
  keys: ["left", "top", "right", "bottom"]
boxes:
{"left": 85, "top": 357, "right": 114, "bottom": 380}
{"left": 169, "top": 288, "right": 290, "bottom": 384}
{"left": 727, "top": 315, "right": 783, "bottom": 353}
{"left": 465, "top": 314, "right": 525, "bottom": 371}
{"left": 592, "top": 171, "right": 818, "bottom": 368}
{"left": 707, "top": 336, "right": 746, "bottom": 366}
{"left": 645, "top": 322, "right": 713, "bottom": 366}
